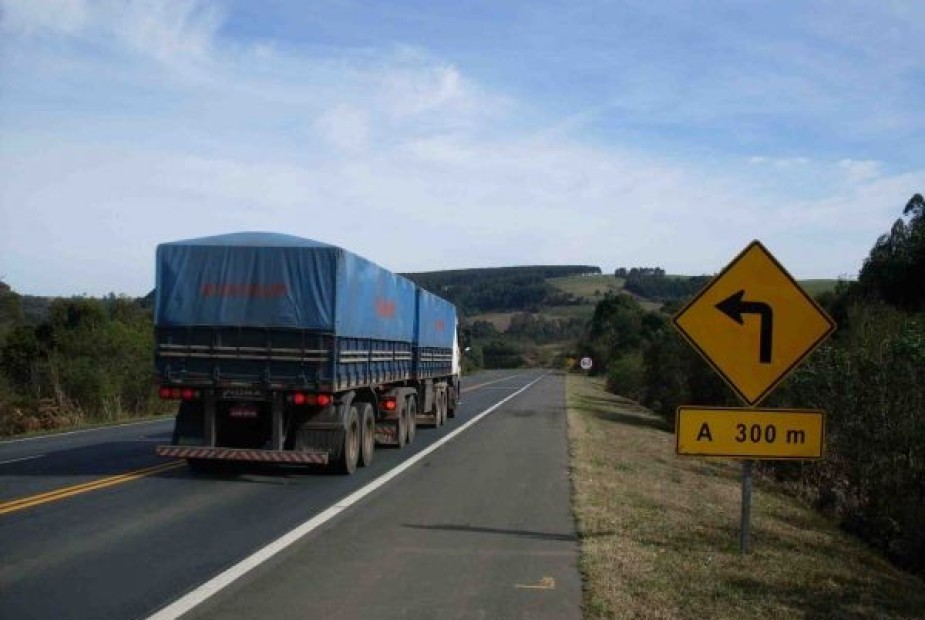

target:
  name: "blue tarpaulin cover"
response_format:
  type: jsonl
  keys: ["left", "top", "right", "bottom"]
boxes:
{"left": 155, "top": 232, "right": 418, "bottom": 341}
{"left": 415, "top": 288, "right": 457, "bottom": 349}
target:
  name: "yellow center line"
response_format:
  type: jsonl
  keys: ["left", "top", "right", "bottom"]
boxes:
{"left": 461, "top": 374, "right": 525, "bottom": 393}
{"left": 515, "top": 577, "right": 557, "bottom": 590}
{"left": 0, "top": 460, "right": 186, "bottom": 516}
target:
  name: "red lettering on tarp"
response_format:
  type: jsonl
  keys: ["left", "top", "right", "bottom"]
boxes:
{"left": 200, "top": 283, "right": 288, "bottom": 298}
{"left": 376, "top": 297, "right": 396, "bottom": 318}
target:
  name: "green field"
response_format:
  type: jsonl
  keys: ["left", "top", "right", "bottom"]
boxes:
{"left": 542, "top": 304, "right": 597, "bottom": 321}
{"left": 466, "top": 311, "right": 517, "bottom": 331}
{"left": 547, "top": 274, "right": 625, "bottom": 301}
{"left": 467, "top": 306, "right": 596, "bottom": 330}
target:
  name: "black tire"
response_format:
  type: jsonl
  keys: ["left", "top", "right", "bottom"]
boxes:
{"left": 439, "top": 389, "right": 448, "bottom": 426}
{"left": 396, "top": 407, "right": 407, "bottom": 449}
{"left": 447, "top": 385, "right": 457, "bottom": 419}
{"left": 434, "top": 389, "right": 445, "bottom": 428}
{"left": 357, "top": 403, "right": 375, "bottom": 467}
{"left": 406, "top": 396, "right": 417, "bottom": 444}
{"left": 333, "top": 405, "right": 360, "bottom": 474}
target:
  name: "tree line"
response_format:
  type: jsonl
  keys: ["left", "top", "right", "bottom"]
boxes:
{"left": 620, "top": 269, "right": 712, "bottom": 302}
{"left": 404, "top": 265, "right": 599, "bottom": 314}
{"left": 0, "top": 292, "right": 170, "bottom": 434}
{"left": 581, "top": 193, "right": 925, "bottom": 573}
{"left": 462, "top": 313, "right": 586, "bottom": 370}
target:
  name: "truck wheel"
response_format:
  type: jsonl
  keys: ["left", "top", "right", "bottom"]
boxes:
{"left": 433, "top": 389, "right": 444, "bottom": 428}
{"left": 447, "top": 386, "right": 457, "bottom": 419}
{"left": 406, "top": 396, "right": 417, "bottom": 444}
{"left": 396, "top": 409, "right": 407, "bottom": 449}
{"left": 358, "top": 403, "right": 375, "bottom": 467}
{"left": 439, "top": 389, "right": 448, "bottom": 426}
{"left": 334, "top": 405, "right": 360, "bottom": 474}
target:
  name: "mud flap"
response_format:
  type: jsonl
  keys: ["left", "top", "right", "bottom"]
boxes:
{"left": 172, "top": 401, "right": 205, "bottom": 446}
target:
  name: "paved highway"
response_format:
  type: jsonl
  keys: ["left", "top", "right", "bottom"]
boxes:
{"left": 0, "top": 370, "right": 579, "bottom": 620}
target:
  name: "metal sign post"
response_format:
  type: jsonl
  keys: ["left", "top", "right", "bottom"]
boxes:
{"left": 740, "top": 459, "right": 753, "bottom": 554}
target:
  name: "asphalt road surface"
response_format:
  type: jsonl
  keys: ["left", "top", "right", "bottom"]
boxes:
{"left": 0, "top": 370, "right": 580, "bottom": 620}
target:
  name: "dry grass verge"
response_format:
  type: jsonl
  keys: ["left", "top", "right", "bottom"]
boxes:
{"left": 567, "top": 374, "right": 925, "bottom": 620}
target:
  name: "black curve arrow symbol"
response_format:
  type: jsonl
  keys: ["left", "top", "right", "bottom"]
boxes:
{"left": 715, "top": 290, "right": 774, "bottom": 364}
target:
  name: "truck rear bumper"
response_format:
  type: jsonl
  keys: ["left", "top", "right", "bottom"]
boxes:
{"left": 156, "top": 445, "right": 329, "bottom": 465}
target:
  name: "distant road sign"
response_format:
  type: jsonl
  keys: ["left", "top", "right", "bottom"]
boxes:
{"left": 673, "top": 240, "right": 835, "bottom": 405}
{"left": 676, "top": 407, "right": 825, "bottom": 459}
{"left": 579, "top": 357, "right": 593, "bottom": 370}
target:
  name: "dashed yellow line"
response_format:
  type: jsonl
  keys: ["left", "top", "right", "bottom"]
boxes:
{"left": 0, "top": 460, "right": 186, "bottom": 516}
{"left": 461, "top": 374, "right": 524, "bottom": 393}
{"left": 515, "top": 576, "right": 556, "bottom": 590}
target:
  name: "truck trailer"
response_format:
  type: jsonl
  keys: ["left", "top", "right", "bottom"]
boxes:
{"left": 154, "top": 232, "right": 460, "bottom": 474}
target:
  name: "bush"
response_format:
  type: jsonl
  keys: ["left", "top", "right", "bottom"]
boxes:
{"left": 481, "top": 339, "right": 525, "bottom": 368}
{"left": 606, "top": 353, "right": 644, "bottom": 401}
{"left": 0, "top": 295, "right": 166, "bottom": 435}
{"left": 767, "top": 303, "right": 925, "bottom": 571}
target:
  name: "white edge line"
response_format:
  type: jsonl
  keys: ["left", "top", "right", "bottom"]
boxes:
{"left": 145, "top": 372, "right": 549, "bottom": 620}
{"left": 0, "top": 418, "right": 172, "bottom": 445}
{"left": 0, "top": 454, "right": 45, "bottom": 466}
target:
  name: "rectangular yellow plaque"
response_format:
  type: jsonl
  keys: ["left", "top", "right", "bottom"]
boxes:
{"left": 676, "top": 406, "right": 824, "bottom": 459}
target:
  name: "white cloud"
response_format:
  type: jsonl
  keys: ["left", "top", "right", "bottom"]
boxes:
{"left": 382, "top": 64, "right": 464, "bottom": 117}
{"left": 314, "top": 106, "right": 371, "bottom": 153}
{"left": 1, "top": 1, "right": 923, "bottom": 295}
{"left": 748, "top": 156, "right": 811, "bottom": 169}
{"left": 1, "top": 0, "right": 222, "bottom": 67}
{"left": 113, "top": 0, "right": 222, "bottom": 64}
{"left": 837, "top": 159, "right": 882, "bottom": 182}
{"left": 1, "top": 0, "right": 89, "bottom": 35}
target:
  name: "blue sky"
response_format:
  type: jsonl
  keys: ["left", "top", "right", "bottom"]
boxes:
{"left": 1, "top": 0, "right": 923, "bottom": 296}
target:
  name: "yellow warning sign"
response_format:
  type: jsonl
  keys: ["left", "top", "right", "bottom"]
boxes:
{"left": 676, "top": 406, "right": 825, "bottom": 459}
{"left": 673, "top": 241, "right": 835, "bottom": 405}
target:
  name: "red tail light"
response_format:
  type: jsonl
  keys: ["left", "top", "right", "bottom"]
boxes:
{"left": 159, "top": 386, "right": 199, "bottom": 400}
{"left": 381, "top": 398, "right": 397, "bottom": 411}
{"left": 288, "top": 393, "right": 333, "bottom": 406}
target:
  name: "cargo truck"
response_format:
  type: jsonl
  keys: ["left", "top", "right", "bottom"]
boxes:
{"left": 154, "top": 232, "right": 460, "bottom": 474}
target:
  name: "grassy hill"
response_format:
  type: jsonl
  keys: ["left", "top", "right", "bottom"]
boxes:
{"left": 462, "top": 273, "right": 844, "bottom": 363}
{"left": 546, "top": 274, "right": 625, "bottom": 302}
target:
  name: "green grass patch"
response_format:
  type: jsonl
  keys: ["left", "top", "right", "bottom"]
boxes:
{"left": 548, "top": 275, "right": 625, "bottom": 300}
{"left": 544, "top": 304, "right": 597, "bottom": 321}
{"left": 470, "top": 304, "right": 597, "bottom": 326}
{"left": 467, "top": 311, "right": 518, "bottom": 331}
{"left": 567, "top": 375, "right": 925, "bottom": 619}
